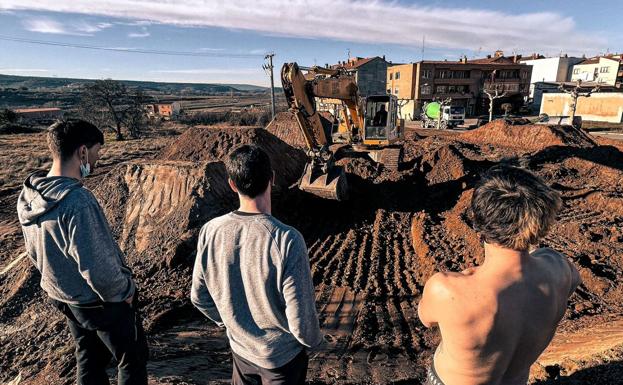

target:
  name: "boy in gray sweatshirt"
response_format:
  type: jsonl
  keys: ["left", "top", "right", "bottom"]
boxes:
{"left": 17, "top": 120, "right": 148, "bottom": 385}
{"left": 191, "top": 145, "right": 323, "bottom": 385}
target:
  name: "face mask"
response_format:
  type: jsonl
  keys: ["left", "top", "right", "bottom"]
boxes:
{"left": 79, "top": 150, "right": 91, "bottom": 178}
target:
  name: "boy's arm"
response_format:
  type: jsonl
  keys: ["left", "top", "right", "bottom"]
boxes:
{"left": 281, "top": 231, "right": 324, "bottom": 348}
{"left": 190, "top": 225, "right": 224, "bottom": 327}
{"left": 66, "top": 201, "right": 134, "bottom": 302}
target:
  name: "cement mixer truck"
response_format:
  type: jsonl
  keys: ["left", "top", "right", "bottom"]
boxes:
{"left": 421, "top": 101, "right": 465, "bottom": 129}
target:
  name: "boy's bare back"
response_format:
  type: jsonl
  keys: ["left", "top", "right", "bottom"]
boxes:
{"left": 419, "top": 247, "right": 580, "bottom": 385}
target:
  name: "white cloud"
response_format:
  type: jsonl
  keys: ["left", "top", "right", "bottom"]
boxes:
{"left": 22, "top": 18, "right": 72, "bottom": 34}
{"left": 22, "top": 17, "right": 112, "bottom": 35}
{"left": 128, "top": 31, "right": 150, "bottom": 38}
{"left": 4, "top": 0, "right": 608, "bottom": 54}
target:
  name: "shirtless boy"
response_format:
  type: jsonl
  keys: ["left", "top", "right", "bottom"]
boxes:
{"left": 418, "top": 165, "right": 581, "bottom": 385}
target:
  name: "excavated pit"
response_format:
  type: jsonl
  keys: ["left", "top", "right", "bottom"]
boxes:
{"left": 2, "top": 118, "right": 623, "bottom": 384}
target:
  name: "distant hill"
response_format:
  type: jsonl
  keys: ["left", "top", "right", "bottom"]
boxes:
{"left": 0, "top": 74, "right": 270, "bottom": 93}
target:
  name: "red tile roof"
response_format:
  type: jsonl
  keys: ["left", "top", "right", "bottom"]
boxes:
{"left": 332, "top": 56, "right": 384, "bottom": 70}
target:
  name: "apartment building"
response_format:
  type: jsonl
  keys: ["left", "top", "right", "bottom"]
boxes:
{"left": 520, "top": 54, "right": 584, "bottom": 98}
{"left": 387, "top": 51, "right": 532, "bottom": 119}
{"left": 571, "top": 55, "right": 623, "bottom": 87}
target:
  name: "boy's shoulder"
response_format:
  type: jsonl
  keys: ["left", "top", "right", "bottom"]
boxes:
{"left": 59, "top": 186, "right": 98, "bottom": 212}
{"left": 199, "top": 213, "right": 303, "bottom": 245}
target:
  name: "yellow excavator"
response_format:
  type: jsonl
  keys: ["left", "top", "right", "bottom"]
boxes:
{"left": 281, "top": 62, "right": 404, "bottom": 201}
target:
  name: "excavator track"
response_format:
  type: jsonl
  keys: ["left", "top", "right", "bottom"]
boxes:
{"left": 377, "top": 148, "right": 402, "bottom": 171}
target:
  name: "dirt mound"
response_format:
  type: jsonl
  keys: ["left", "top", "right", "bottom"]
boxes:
{"left": 265, "top": 111, "right": 334, "bottom": 150}
{"left": 460, "top": 120, "right": 596, "bottom": 152}
{"left": 95, "top": 160, "right": 236, "bottom": 268}
{"left": 159, "top": 125, "right": 307, "bottom": 196}
{"left": 420, "top": 144, "right": 468, "bottom": 185}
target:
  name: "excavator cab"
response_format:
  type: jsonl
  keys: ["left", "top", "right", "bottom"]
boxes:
{"left": 358, "top": 95, "right": 404, "bottom": 170}
{"left": 362, "top": 95, "right": 402, "bottom": 145}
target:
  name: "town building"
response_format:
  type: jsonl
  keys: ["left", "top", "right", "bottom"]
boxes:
{"left": 519, "top": 54, "right": 584, "bottom": 98}
{"left": 12, "top": 107, "right": 64, "bottom": 124}
{"left": 332, "top": 56, "right": 389, "bottom": 96}
{"left": 571, "top": 55, "right": 623, "bottom": 87}
{"left": 387, "top": 51, "right": 532, "bottom": 119}
{"left": 145, "top": 102, "right": 181, "bottom": 119}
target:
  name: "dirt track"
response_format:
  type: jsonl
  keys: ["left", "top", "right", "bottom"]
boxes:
{"left": 1, "top": 115, "right": 623, "bottom": 384}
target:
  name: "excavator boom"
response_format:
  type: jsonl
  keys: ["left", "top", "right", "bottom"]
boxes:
{"left": 281, "top": 62, "right": 350, "bottom": 200}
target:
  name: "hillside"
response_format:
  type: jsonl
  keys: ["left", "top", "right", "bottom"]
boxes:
{"left": 0, "top": 74, "right": 268, "bottom": 94}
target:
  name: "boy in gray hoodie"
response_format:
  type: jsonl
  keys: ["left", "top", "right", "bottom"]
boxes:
{"left": 191, "top": 145, "right": 323, "bottom": 385}
{"left": 17, "top": 120, "right": 148, "bottom": 385}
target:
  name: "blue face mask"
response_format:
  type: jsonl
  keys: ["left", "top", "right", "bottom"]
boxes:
{"left": 79, "top": 151, "right": 91, "bottom": 178}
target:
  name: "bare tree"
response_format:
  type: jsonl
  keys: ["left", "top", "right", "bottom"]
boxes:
{"left": 0, "top": 108, "right": 17, "bottom": 126}
{"left": 484, "top": 88, "right": 507, "bottom": 123}
{"left": 78, "top": 79, "right": 149, "bottom": 140}
{"left": 558, "top": 79, "right": 600, "bottom": 123}
{"left": 125, "top": 88, "right": 148, "bottom": 139}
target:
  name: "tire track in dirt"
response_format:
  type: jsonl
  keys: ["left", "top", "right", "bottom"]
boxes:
{"left": 322, "top": 230, "right": 357, "bottom": 286}
{"left": 311, "top": 233, "right": 346, "bottom": 284}
{"left": 353, "top": 233, "right": 372, "bottom": 292}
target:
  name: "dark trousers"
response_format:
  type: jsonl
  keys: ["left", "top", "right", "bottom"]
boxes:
{"left": 232, "top": 349, "right": 308, "bottom": 385}
{"left": 51, "top": 297, "right": 149, "bottom": 385}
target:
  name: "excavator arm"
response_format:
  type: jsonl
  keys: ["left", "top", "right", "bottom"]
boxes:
{"left": 281, "top": 62, "right": 357, "bottom": 200}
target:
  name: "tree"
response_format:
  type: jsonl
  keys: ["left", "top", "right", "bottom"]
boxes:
{"left": 501, "top": 103, "right": 513, "bottom": 117}
{"left": 125, "top": 88, "right": 148, "bottom": 139}
{"left": 484, "top": 88, "right": 507, "bottom": 123}
{"left": 558, "top": 79, "right": 600, "bottom": 125}
{"left": 0, "top": 109, "right": 17, "bottom": 126}
{"left": 78, "top": 79, "right": 149, "bottom": 140}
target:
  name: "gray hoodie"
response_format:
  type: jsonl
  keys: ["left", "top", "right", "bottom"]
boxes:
{"left": 17, "top": 170, "right": 135, "bottom": 304}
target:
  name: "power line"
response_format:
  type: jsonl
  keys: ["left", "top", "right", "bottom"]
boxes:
{"left": 0, "top": 35, "right": 265, "bottom": 58}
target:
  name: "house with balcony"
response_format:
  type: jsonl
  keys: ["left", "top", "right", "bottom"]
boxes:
{"left": 387, "top": 51, "right": 532, "bottom": 119}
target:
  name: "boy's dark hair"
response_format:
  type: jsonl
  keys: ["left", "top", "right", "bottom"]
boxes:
{"left": 471, "top": 165, "right": 561, "bottom": 251}
{"left": 47, "top": 119, "right": 104, "bottom": 161}
{"left": 225, "top": 145, "right": 272, "bottom": 198}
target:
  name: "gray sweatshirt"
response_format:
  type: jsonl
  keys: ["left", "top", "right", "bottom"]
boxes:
{"left": 191, "top": 211, "right": 323, "bottom": 369}
{"left": 17, "top": 171, "right": 135, "bottom": 304}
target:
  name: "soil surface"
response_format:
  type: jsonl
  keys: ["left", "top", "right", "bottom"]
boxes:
{"left": 1, "top": 118, "right": 623, "bottom": 384}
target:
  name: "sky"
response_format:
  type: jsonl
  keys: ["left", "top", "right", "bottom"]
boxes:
{"left": 0, "top": 0, "right": 620, "bottom": 87}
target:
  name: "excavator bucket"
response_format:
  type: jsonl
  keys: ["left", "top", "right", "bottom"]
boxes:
{"left": 299, "top": 163, "right": 348, "bottom": 201}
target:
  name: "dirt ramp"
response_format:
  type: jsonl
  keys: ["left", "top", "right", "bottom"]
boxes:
{"left": 95, "top": 160, "right": 236, "bottom": 268}
{"left": 460, "top": 120, "right": 596, "bottom": 152}
{"left": 159, "top": 125, "right": 307, "bottom": 195}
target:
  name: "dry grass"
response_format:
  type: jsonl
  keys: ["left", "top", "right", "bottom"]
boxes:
{"left": 0, "top": 123, "right": 184, "bottom": 194}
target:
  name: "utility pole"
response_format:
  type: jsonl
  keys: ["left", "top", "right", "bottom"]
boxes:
{"left": 262, "top": 53, "right": 276, "bottom": 120}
